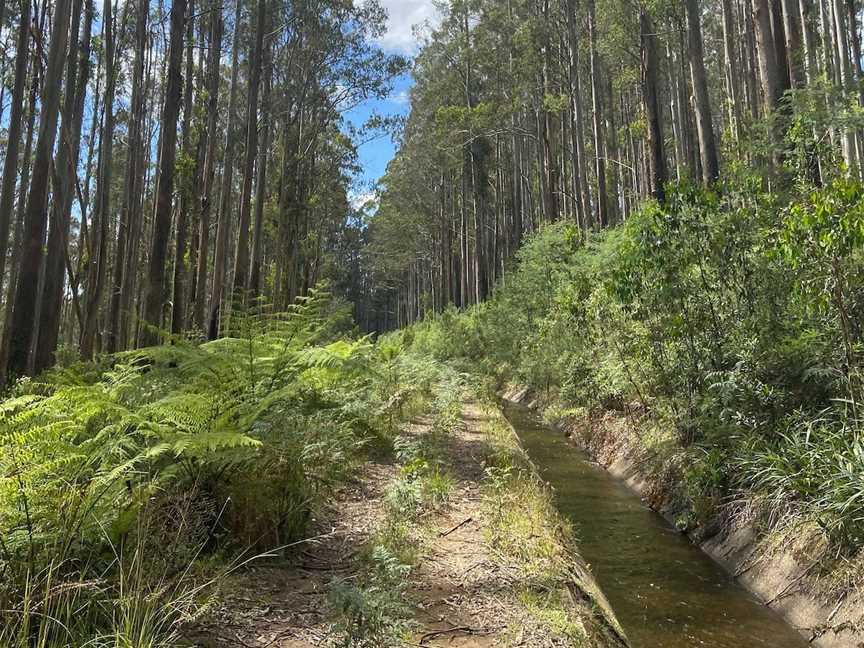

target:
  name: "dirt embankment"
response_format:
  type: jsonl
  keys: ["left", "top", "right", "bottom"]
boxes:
{"left": 186, "top": 402, "right": 628, "bottom": 648}
{"left": 503, "top": 385, "right": 864, "bottom": 648}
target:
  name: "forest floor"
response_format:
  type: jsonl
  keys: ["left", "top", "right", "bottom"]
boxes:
{"left": 184, "top": 403, "right": 621, "bottom": 648}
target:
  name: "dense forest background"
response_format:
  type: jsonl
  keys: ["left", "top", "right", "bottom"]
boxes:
{"left": 1, "top": 0, "right": 863, "bottom": 367}
{"left": 0, "top": 0, "right": 406, "bottom": 384}
{"left": 365, "top": 0, "right": 864, "bottom": 330}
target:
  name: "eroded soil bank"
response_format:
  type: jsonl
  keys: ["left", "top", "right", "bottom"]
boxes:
{"left": 504, "top": 386, "right": 864, "bottom": 648}
{"left": 186, "top": 402, "right": 627, "bottom": 647}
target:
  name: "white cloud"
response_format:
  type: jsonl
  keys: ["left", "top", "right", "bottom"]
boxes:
{"left": 350, "top": 191, "right": 379, "bottom": 211}
{"left": 389, "top": 89, "right": 411, "bottom": 105}
{"left": 373, "top": 0, "right": 440, "bottom": 55}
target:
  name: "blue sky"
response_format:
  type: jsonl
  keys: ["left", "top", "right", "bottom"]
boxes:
{"left": 345, "top": 0, "right": 440, "bottom": 208}
{"left": 344, "top": 74, "right": 413, "bottom": 201}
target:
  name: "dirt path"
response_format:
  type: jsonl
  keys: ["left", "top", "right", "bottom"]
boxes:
{"left": 184, "top": 458, "right": 399, "bottom": 647}
{"left": 186, "top": 403, "right": 624, "bottom": 647}
{"left": 405, "top": 403, "right": 530, "bottom": 647}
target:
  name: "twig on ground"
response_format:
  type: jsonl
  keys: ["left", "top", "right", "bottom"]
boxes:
{"left": 439, "top": 517, "right": 473, "bottom": 537}
{"left": 418, "top": 624, "right": 496, "bottom": 644}
{"left": 826, "top": 593, "right": 848, "bottom": 624}
{"left": 460, "top": 560, "right": 486, "bottom": 577}
{"left": 765, "top": 561, "right": 820, "bottom": 606}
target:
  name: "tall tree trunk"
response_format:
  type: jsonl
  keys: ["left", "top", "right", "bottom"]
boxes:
{"left": 171, "top": 0, "right": 196, "bottom": 335}
{"left": 641, "top": 9, "right": 667, "bottom": 203}
{"left": 470, "top": 142, "right": 487, "bottom": 301}
{"left": 820, "top": 0, "right": 837, "bottom": 81}
{"left": 604, "top": 73, "right": 620, "bottom": 223}
{"left": 126, "top": 45, "right": 159, "bottom": 346}
{"left": 207, "top": 0, "right": 242, "bottom": 340}
{"left": 846, "top": 0, "right": 864, "bottom": 169}
{"left": 233, "top": 0, "right": 265, "bottom": 295}
{"left": 686, "top": 0, "right": 720, "bottom": 184}
{"left": 771, "top": 0, "right": 793, "bottom": 91}
{"left": 140, "top": 0, "right": 188, "bottom": 346}
{"left": 846, "top": 0, "right": 863, "bottom": 90}
{"left": 782, "top": 0, "right": 806, "bottom": 87}
{"left": 668, "top": 43, "right": 687, "bottom": 179}
{"left": 5, "top": 0, "right": 72, "bottom": 381}
{"left": 539, "top": 0, "right": 558, "bottom": 221}
{"left": 34, "top": 0, "right": 91, "bottom": 373}
{"left": 799, "top": 0, "right": 818, "bottom": 80}
{"left": 743, "top": 0, "right": 762, "bottom": 119}
{"left": 249, "top": 26, "right": 272, "bottom": 296}
{"left": 566, "top": 4, "right": 589, "bottom": 228}
{"left": 833, "top": 0, "right": 859, "bottom": 171}
{"left": 0, "top": 59, "right": 38, "bottom": 385}
{"left": 187, "top": 19, "right": 207, "bottom": 318}
{"left": 753, "top": 0, "right": 783, "bottom": 112}
{"left": 276, "top": 105, "right": 302, "bottom": 309}
{"left": 721, "top": 0, "right": 742, "bottom": 140}
{"left": 0, "top": 0, "right": 32, "bottom": 301}
{"left": 587, "top": 0, "right": 608, "bottom": 227}
{"left": 80, "top": 0, "right": 118, "bottom": 358}
{"left": 107, "top": 0, "right": 148, "bottom": 352}
{"left": 193, "top": 0, "right": 223, "bottom": 331}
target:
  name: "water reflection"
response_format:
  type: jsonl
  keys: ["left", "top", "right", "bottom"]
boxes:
{"left": 505, "top": 404, "right": 808, "bottom": 648}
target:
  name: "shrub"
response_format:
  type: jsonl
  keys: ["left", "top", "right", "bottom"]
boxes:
{"left": 406, "top": 175, "right": 864, "bottom": 557}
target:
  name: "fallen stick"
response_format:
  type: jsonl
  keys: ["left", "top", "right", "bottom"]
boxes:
{"left": 439, "top": 516, "right": 473, "bottom": 537}
{"left": 418, "top": 625, "right": 499, "bottom": 645}
{"left": 826, "top": 592, "right": 848, "bottom": 624}
{"left": 765, "top": 561, "right": 820, "bottom": 606}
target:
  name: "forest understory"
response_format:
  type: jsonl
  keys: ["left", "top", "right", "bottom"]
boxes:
{"left": 0, "top": 298, "right": 627, "bottom": 647}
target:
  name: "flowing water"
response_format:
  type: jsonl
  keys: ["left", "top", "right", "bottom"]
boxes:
{"left": 504, "top": 403, "right": 809, "bottom": 648}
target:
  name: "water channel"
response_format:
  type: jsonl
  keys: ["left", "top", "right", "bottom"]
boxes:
{"left": 504, "top": 403, "right": 809, "bottom": 648}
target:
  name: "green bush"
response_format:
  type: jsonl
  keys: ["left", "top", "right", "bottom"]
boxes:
{"left": 407, "top": 174, "right": 864, "bottom": 556}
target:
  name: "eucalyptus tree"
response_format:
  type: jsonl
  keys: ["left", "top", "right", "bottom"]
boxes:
{"left": 354, "top": 0, "right": 864, "bottom": 329}
{"left": 684, "top": 0, "right": 719, "bottom": 184}
{"left": 3, "top": 0, "right": 864, "bottom": 378}
{"left": 107, "top": 0, "right": 149, "bottom": 352}
{"left": 6, "top": 0, "right": 72, "bottom": 380}
{"left": 34, "top": 0, "right": 93, "bottom": 373}
{"left": 0, "top": 0, "right": 32, "bottom": 300}
{"left": 81, "top": 0, "right": 120, "bottom": 358}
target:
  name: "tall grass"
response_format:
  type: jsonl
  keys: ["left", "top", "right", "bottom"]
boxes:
{"left": 738, "top": 404, "right": 864, "bottom": 550}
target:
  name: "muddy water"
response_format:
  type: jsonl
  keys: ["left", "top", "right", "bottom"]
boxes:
{"left": 504, "top": 403, "right": 809, "bottom": 648}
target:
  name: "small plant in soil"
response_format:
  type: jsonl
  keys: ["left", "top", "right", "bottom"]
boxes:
{"left": 327, "top": 545, "right": 413, "bottom": 648}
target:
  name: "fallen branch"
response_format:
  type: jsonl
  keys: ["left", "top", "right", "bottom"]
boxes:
{"left": 439, "top": 517, "right": 473, "bottom": 537}
{"left": 765, "top": 561, "right": 820, "bottom": 606}
{"left": 825, "top": 592, "right": 848, "bottom": 624}
{"left": 418, "top": 624, "right": 498, "bottom": 645}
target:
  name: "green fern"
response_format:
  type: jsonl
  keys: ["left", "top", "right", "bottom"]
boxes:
{"left": 0, "top": 288, "right": 458, "bottom": 644}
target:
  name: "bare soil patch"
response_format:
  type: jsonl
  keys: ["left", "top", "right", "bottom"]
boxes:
{"left": 184, "top": 460, "right": 398, "bottom": 647}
